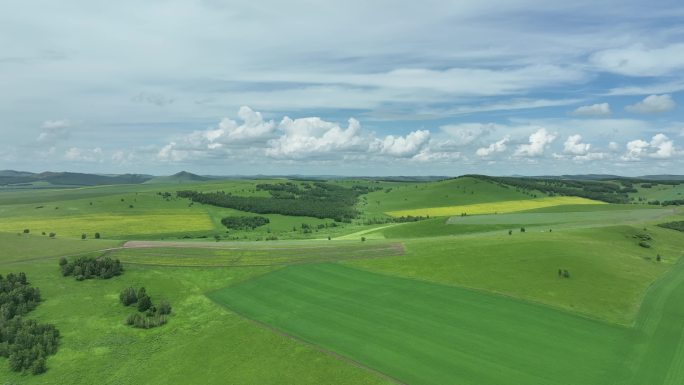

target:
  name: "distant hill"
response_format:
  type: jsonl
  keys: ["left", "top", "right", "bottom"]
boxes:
{"left": 144, "top": 171, "right": 212, "bottom": 184}
{"left": 0, "top": 171, "right": 153, "bottom": 187}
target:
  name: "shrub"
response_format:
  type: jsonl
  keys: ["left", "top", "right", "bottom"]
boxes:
{"left": 23, "top": 229, "right": 29, "bottom": 234}
{"left": 158, "top": 300, "right": 172, "bottom": 315}
{"left": 119, "top": 287, "right": 138, "bottom": 306}
{"left": 94, "top": 232, "right": 101, "bottom": 239}
{"left": 137, "top": 295, "right": 152, "bottom": 312}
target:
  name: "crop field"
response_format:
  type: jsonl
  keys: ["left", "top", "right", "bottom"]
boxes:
{"left": 386, "top": 196, "right": 603, "bottom": 217}
{"left": 210, "top": 263, "right": 630, "bottom": 385}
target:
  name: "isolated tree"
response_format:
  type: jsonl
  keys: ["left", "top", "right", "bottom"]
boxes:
{"left": 361, "top": 236, "right": 366, "bottom": 242}
{"left": 49, "top": 232, "right": 56, "bottom": 238}
{"left": 656, "top": 254, "right": 662, "bottom": 262}
{"left": 81, "top": 233, "right": 87, "bottom": 240}
{"left": 520, "top": 227, "right": 526, "bottom": 233}
{"left": 23, "top": 229, "right": 30, "bottom": 234}
{"left": 563, "top": 270, "right": 570, "bottom": 278}
{"left": 94, "top": 232, "right": 101, "bottom": 239}
{"left": 508, "top": 230, "right": 512, "bottom": 236}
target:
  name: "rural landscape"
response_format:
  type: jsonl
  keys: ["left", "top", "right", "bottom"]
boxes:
{"left": 3, "top": 1, "right": 684, "bottom": 384}
{"left": 1, "top": 171, "right": 684, "bottom": 384}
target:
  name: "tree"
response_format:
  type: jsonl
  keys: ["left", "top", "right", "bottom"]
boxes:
{"left": 94, "top": 232, "right": 101, "bottom": 239}
{"left": 23, "top": 229, "right": 30, "bottom": 234}
{"left": 81, "top": 233, "right": 87, "bottom": 240}
{"left": 137, "top": 295, "right": 152, "bottom": 312}
{"left": 361, "top": 236, "right": 366, "bottom": 242}
{"left": 508, "top": 230, "right": 512, "bottom": 235}
{"left": 558, "top": 269, "right": 562, "bottom": 277}
{"left": 119, "top": 287, "right": 138, "bottom": 306}
{"left": 49, "top": 232, "right": 56, "bottom": 238}
{"left": 563, "top": 270, "right": 570, "bottom": 278}
{"left": 137, "top": 287, "right": 147, "bottom": 299}
{"left": 520, "top": 227, "right": 526, "bottom": 233}
{"left": 58, "top": 257, "right": 67, "bottom": 266}
{"left": 158, "top": 300, "right": 172, "bottom": 315}
{"left": 657, "top": 254, "right": 662, "bottom": 262}
{"left": 31, "top": 357, "right": 46, "bottom": 375}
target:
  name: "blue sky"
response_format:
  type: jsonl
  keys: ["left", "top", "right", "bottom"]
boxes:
{"left": 1, "top": 0, "right": 683, "bottom": 176}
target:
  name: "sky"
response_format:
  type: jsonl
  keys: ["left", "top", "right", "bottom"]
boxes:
{"left": 1, "top": 1, "right": 684, "bottom": 176}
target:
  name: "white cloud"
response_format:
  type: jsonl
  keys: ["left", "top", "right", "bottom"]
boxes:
{"left": 371, "top": 130, "right": 431, "bottom": 158}
{"left": 64, "top": 147, "right": 103, "bottom": 162}
{"left": 266, "top": 117, "right": 367, "bottom": 159}
{"left": 625, "top": 94, "right": 675, "bottom": 114}
{"left": 621, "top": 134, "right": 676, "bottom": 161}
{"left": 440, "top": 123, "right": 498, "bottom": 145}
{"left": 513, "top": 128, "right": 556, "bottom": 157}
{"left": 37, "top": 120, "right": 71, "bottom": 143}
{"left": 572, "top": 103, "right": 611, "bottom": 117}
{"left": 649, "top": 133, "right": 675, "bottom": 159}
{"left": 476, "top": 136, "right": 509, "bottom": 157}
{"left": 204, "top": 106, "right": 276, "bottom": 145}
{"left": 563, "top": 134, "right": 591, "bottom": 155}
{"left": 608, "top": 141, "right": 620, "bottom": 151}
{"left": 590, "top": 43, "right": 684, "bottom": 77}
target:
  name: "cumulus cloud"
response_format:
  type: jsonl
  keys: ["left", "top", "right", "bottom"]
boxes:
{"left": 204, "top": 106, "right": 276, "bottom": 146}
{"left": 64, "top": 147, "right": 103, "bottom": 162}
{"left": 625, "top": 94, "right": 675, "bottom": 114}
{"left": 563, "top": 134, "right": 591, "bottom": 155}
{"left": 371, "top": 130, "right": 431, "bottom": 158}
{"left": 476, "top": 136, "right": 509, "bottom": 157}
{"left": 37, "top": 120, "right": 71, "bottom": 143}
{"left": 621, "top": 134, "right": 676, "bottom": 161}
{"left": 572, "top": 103, "right": 611, "bottom": 117}
{"left": 590, "top": 43, "right": 684, "bottom": 77}
{"left": 266, "top": 117, "right": 367, "bottom": 159}
{"left": 513, "top": 128, "right": 556, "bottom": 157}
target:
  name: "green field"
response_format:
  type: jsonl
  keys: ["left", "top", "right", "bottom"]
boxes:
{"left": 209, "top": 262, "right": 684, "bottom": 385}
{"left": 2, "top": 176, "right": 684, "bottom": 384}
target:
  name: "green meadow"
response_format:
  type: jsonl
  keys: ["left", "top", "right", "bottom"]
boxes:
{"left": 2, "top": 175, "right": 684, "bottom": 384}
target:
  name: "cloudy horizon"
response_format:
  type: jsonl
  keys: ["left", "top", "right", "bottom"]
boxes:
{"left": 2, "top": 1, "right": 684, "bottom": 176}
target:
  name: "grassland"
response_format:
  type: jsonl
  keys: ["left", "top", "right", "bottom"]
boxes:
{"left": 2, "top": 176, "right": 684, "bottom": 384}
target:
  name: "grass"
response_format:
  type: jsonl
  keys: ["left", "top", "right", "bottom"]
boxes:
{"left": 0, "top": 244, "right": 392, "bottom": 385}
{"left": 360, "top": 176, "right": 540, "bottom": 216}
{"left": 209, "top": 263, "right": 629, "bottom": 385}
{"left": 349, "top": 225, "right": 684, "bottom": 325}
{"left": 386, "top": 196, "right": 604, "bottom": 217}
{"left": 107, "top": 241, "right": 404, "bottom": 267}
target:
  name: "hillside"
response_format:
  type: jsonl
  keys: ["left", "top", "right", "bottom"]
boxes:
{"left": 144, "top": 171, "right": 212, "bottom": 184}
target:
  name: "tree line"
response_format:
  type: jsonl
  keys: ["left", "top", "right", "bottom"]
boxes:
{"left": 59, "top": 256, "right": 123, "bottom": 280}
{"left": 0, "top": 273, "right": 59, "bottom": 374}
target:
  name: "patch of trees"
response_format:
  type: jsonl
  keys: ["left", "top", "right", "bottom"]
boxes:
{"left": 221, "top": 216, "right": 270, "bottom": 230}
{"left": 0, "top": 273, "right": 59, "bottom": 374}
{"left": 177, "top": 182, "right": 360, "bottom": 221}
{"left": 59, "top": 256, "right": 123, "bottom": 280}
{"left": 661, "top": 199, "right": 684, "bottom": 206}
{"left": 467, "top": 175, "right": 633, "bottom": 204}
{"left": 658, "top": 221, "right": 684, "bottom": 232}
{"left": 119, "top": 287, "right": 171, "bottom": 329}
{"left": 362, "top": 215, "right": 428, "bottom": 225}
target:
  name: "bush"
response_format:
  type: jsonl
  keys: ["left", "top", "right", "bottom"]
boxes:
{"left": 94, "top": 232, "right": 101, "bottom": 239}
{"left": 158, "top": 300, "right": 172, "bottom": 315}
{"left": 137, "top": 295, "right": 152, "bottom": 312}
{"left": 119, "top": 287, "right": 138, "bottom": 306}
{"left": 23, "top": 229, "right": 29, "bottom": 234}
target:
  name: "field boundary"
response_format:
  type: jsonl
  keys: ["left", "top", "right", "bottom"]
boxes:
{"left": 207, "top": 290, "right": 408, "bottom": 385}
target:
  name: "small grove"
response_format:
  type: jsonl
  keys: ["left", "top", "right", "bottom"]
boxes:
{"left": 59, "top": 256, "right": 123, "bottom": 280}
{"left": 119, "top": 287, "right": 172, "bottom": 329}
{"left": 221, "top": 216, "right": 270, "bottom": 230}
{"left": 0, "top": 272, "right": 59, "bottom": 374}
